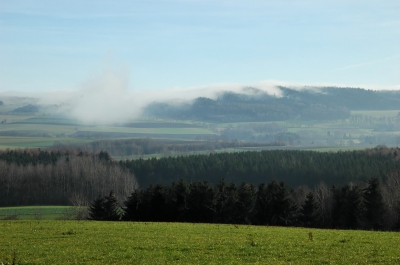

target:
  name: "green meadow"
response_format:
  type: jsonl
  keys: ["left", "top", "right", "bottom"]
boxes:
{"left": 0, "top": 206, "right": 76, "bottom": 220}
{"left": 0, "top": 221, "right": 399, "bottom": 264}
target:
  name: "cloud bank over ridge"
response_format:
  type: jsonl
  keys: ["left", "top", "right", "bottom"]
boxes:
{"left": 1, "top": 67, "right": 399, "bottom": 124}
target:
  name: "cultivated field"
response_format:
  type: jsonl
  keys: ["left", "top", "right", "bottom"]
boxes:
{"left": 0, "top": 99, "right": 399, "bottom": 156}
{"left": 0, "top": 221, "right": 399, "bottom": 264}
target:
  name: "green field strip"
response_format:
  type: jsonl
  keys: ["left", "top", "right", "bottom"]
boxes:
{"left": 0, "top": 123, "right": 78, "bottom": 134}
{"left": 0, "top": 136, "right": 93, "bottom": 149}
{"left": 0, "top": 114, "right": 36, "bottom": 123}
{"left": 77, "top": 126, "right": 214, "bottom": 135}
{"left": 0, "top": 206, "right": 77, "bottom": 220}
{"left": 351, "top": 110, "right": 400, "bottom": 117}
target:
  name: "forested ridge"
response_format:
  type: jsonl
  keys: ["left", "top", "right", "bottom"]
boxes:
{"left": 143, "top": 87, "right": 400, "bottom": 122}
{"left": 51, "top": 138, "right": 281, "bottom": 157}
{"left": 121, "top": 147, "right": 400, "bottom": 188}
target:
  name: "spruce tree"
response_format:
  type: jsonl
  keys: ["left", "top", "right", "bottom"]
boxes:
{"left": 363, "top": 177, "right": 385, "bottom": 230}
{"left": 237, "top": 182, "right": 256, "bottom": 224}
{"left": 300, "top": 192, "right": 318, "bottom": 227}
{"left": 186, "top": 181, "right": 217, "bottom": 223}
{"left": 123, "top": 190, "right": 141, "bottom": 221}
{"left": 88, "top": 195, "right": 106, "bottom": 220}
{"left": 103, "top": 191, "right": 121, "bottom": 221}
{"left": 171, "top": 179, "right": 189, "bottom": 222}
{"left": 332, "top": 184, "right": 364, "bottom": 229}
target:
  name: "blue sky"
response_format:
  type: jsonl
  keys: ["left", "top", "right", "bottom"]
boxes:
{"left": 1, "top": 0, "right": 399, "bottom": 93}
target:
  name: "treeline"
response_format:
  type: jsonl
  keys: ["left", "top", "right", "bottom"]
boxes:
{"left": 143, "top": 87, "right": 400, "bottom": 123}
{"left": 120, "top": 148, "right": 400, "bottom": 188}
{"left": 0, "top": 149, "right": 63, "bottom": 165}
{"left": 144, "top": 93, "right": 350, "bottom": 122}
{"left": 0, "top": 149, "right": 137, "bottom": 206}
{"left": 51, "top": 138, "right": 280, "bottom": 157}
{"left": 90, "top": 175, "right": 400, "bottom": 231}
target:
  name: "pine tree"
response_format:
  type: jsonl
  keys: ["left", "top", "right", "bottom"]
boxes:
{"left": 332, "top": 183, "right": 364, "bottom": 229}
{"left": 103, "top": 191, "right": 121, "bottom": 221}
{"left": 215, "top": 180, "right": 240, "bottom": 224}
{"left": 254, "top": 181, "right": 297, "bottom": 226}
{"left": 123, "top": 190, "right": 141, "bottom": 221}
{"left": 300, "top": 192, "right": 318, "bottom": 227}
{"left": 363, "top": 177, "right": 385, "bottom": 230}
{"left": 170, "top": 179, "right": 189, "bottom": 222}
{"left": 186, "top": 181, "right": 217, "bottom": 223}
{"left": 150, "top": 184, "right": 168, "bottom": 221}
{"left": 254, "top": 183, "right": 269, "bottom": 225}
{"left": 237, "top": 182, "right": 256, "bottom": 224}
{"left": 88, "top": 195, "right": 106, "bottom": 220}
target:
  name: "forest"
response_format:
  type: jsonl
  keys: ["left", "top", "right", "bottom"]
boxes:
{"left": 51, "top": 138, "right": 281, "bottom": 157}
{"left": 1, "top": 146, "right": 400, "bottom": 232}
{"left": 0, "top": 149, "right": 137, "bottom": 207}
{"left": 121, "top": 147, "right": 400, "bottom": 188}
{"left": 90, "top": 175, "right": 400, "bottom": 231}
{"left": 143, "top": 87, "right": 400, "bottom": 122}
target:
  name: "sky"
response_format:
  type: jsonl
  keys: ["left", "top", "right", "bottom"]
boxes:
{"left": 1, "top": 0, "right": 399, "bottom": 94}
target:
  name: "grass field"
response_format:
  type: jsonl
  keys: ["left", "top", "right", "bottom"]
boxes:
{"left": 0, "top": 221, "right": 399, "bottom": 264}
{"left": 0, "top": 206, "right": 76, "bottom": 220}
{"left": 0, "top": 136, "right": 94, "bottom": 149}
{"left": 0, "top": 106, "right": 399, "bottom": 153}
{"left": 351, "top": 110, "right": 400, "bottom": 117}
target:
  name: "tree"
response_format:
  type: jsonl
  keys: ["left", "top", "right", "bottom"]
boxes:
{"left": 88, "top": 195, "right": 106, "bottom": 220}
{"left": 149, "top": 184, "right": 168, "bottom": 221}
{"left": 332, "top": 183, "right": 364, "bottom": 229}
{"left": 254, "top": 181, "right": 297, "bottom": 226}
{"left": 186, "top": 181, "right": 217, "bottom": 223}
{"left": 314, "top": 182, "right": 333, "bottom": 227}
{"left": 382, "top": 171, "right": 400, "bottom": 229}
{"left": 88, "top": 191, "right": 121, "bottom": 221}
{"left": 169, "top": 179, "right": 189, "bottom": 222}
{"left": 215, "top": 180, "right": 241, "bottom": 224}
{"left": 103, "top": 191, "right": 121, "bottom": 221}
{"left": 300, "top": 192, "right": 318, "bottom": 227}
{"left": 363, "top": 177, "right": 385, "bottom": 230}
{"left": 123, "top": 190, "right": 141, "bottom": 221}
{"left": 236, "top": 182, "right": 256, "bottom": 224}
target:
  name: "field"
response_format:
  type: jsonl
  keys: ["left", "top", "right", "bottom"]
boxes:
{"left": 0, "top": 99, "right": 399, "bottom": 157}
{"left": 0, "top": 206, "right": 76, "bottom": 220}
{"left": 0, "top": 221, "right": 399, "bottom": 264}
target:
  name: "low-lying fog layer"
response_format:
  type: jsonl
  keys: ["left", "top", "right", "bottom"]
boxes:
{"left": 1, "top": 68, "right": 399, "bottom": 124}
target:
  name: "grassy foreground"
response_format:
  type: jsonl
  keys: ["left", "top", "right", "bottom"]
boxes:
{"left": 1, "top": 221, "right": 399, "bottom": 264}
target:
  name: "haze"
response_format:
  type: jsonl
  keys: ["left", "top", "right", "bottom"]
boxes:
{"left": 1, "top": 0, "right": 399, "bottom": 123}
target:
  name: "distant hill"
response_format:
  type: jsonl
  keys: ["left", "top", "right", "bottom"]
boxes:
{"left": 12, "top": 104, "right": 40, "bottom": 113}
{"left": 143, "top": 87, "right": 400, "bottom": 122}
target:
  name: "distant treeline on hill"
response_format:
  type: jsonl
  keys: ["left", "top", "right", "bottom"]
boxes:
{"left": 120, "top": 147, "right": 400, "bottom": 188}
{"left": 143, "top": 87, "right": 400, "bottom": 122}
{"left": 51, "top": 138, "right": 282, "bottom": 157}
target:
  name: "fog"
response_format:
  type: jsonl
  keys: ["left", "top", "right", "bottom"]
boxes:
{"left": 1, "top": 68, "right": 399, "bottom": 124}
{"left": 32, "top": 69, "right": 285, "bottom": 124}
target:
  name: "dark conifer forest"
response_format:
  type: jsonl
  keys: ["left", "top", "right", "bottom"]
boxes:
{"left": 91, "top": 176, "right": 400, "bottom": 231}
{"left": 2, "top": 147, "right": 400, "bottom": 230}
{"left": 121, "top": 148, "right": 400, "bottom": 188}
